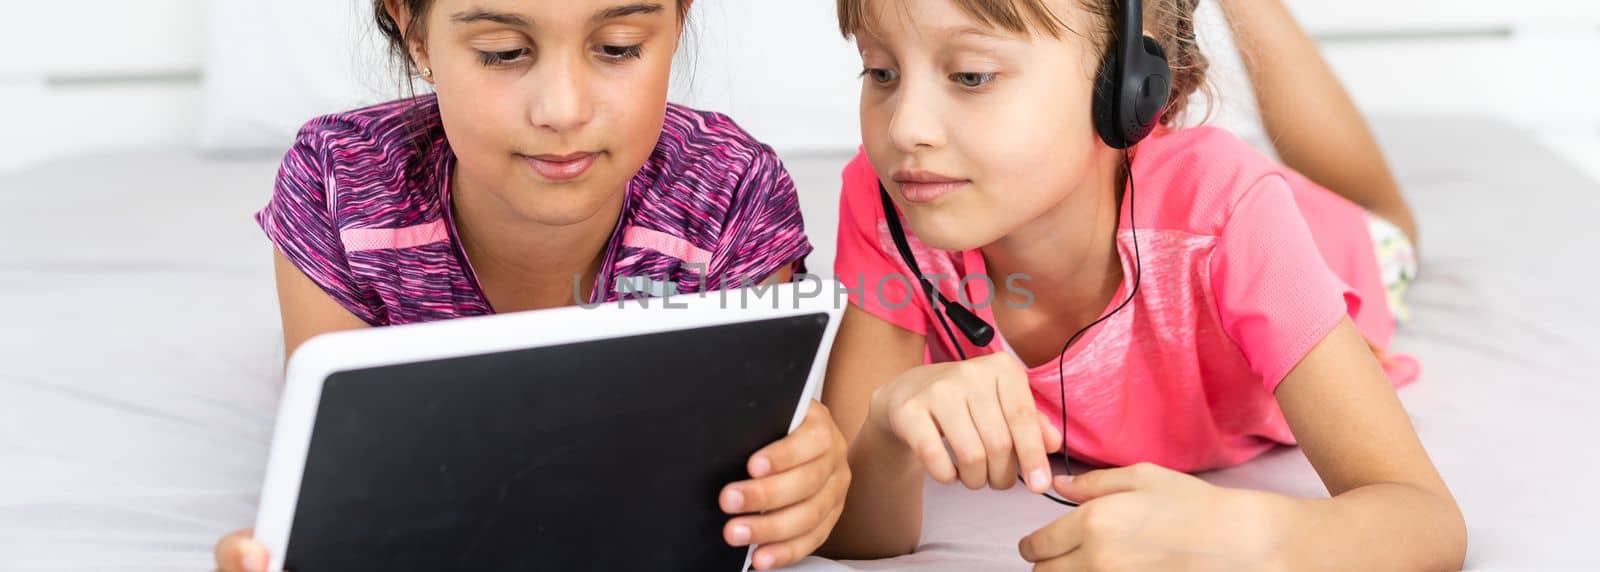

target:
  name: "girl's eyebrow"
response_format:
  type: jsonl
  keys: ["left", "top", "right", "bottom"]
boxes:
{"left": 451, "top": 9, "right": 529, "bottom": 27}
{"left": 591, "top": 2, "right": 664, "bottom": 24}
{"left": 945, "top": 25, "right": 1015, "bottom": 42}
{"left": 449, "top": 3, "right": 662, "bottom": 28}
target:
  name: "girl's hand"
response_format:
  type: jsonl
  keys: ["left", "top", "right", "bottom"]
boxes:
{"left": 1019, "top": 463, "right": 1289, "bottom": 571}
{"left": 213, "top": 528, "right": 272, "bottom": 572}
{"left": 866, "top": 352, "right": 1063, "bottom": 494}
{"left": 719, "top": 400, "right": 851, "bottom": 570}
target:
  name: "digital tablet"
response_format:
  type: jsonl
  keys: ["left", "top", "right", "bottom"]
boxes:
{"left": 254, "top": 282, "right": 844, "bottom": 571}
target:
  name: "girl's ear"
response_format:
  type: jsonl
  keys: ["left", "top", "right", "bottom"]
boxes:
{"left": 409, "top": 38, "right": 432, "bottom": 82}
{"left": 384, "top": 0, "right": 432, "bottom": 80}
{"left": 383, "top": 0, "right": 410, "bottom": 36}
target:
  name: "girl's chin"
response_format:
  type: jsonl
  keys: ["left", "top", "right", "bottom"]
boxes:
{"left": 906, "top": 213, "right": 1000, "bottom": 252}
{"left": 498, "top": 190, "right": 621, "bottom": 227}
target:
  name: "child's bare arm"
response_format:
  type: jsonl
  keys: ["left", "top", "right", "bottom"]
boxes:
{"left": 1218, "top": 0, "right": 1418, "bottom": 243}
{"left": 1271, "top": 317, "right": 1466, "bottom": 569}
{"left": 816, "top": 306, "right": 931, "bottom": 559}
{"left": 273, "top": 249, "right": 371, "bottom": 360}
{"left": 1018, "top": 319, "right": 1465, "bottom": 570}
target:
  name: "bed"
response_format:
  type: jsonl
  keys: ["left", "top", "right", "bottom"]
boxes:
{"left": 2, "top": 115, "right": 1597, "bottom": 570}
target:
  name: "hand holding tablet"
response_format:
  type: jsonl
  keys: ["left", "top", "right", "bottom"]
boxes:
{"left": 226, "top": 283, "right": 843, "bottom": 572}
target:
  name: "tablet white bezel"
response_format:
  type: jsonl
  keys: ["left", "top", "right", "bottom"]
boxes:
{"left": 254, "top": 281, "right": 845, "bottom": 571}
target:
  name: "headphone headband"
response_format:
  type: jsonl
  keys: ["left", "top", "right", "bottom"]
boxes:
{"left": 1117, "top": 0, "right": 1146, "bottom": 92}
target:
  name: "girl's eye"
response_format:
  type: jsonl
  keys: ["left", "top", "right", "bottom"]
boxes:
{"left": 598, "top": 44, "right": 644, "bottom": 61}
{"left": 951, "top": 72, "right": 997, "bottom": 88}
{"left": 861, "top": 68, "right": 899, "bottom": 84}
{"left": 477, "top": 48, "right": 531, "bottom": 67}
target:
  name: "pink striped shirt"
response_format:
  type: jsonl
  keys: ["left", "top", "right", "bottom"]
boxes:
{"left": 257, "top": 95, "right": 811, "bottom": 325}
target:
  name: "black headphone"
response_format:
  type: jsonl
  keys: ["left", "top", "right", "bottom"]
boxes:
{"left": 1094, "top": 0, "right": 1175, "bottom": 150}
{"left": 880, "top": 0, "right": 1171, "bottom": 351}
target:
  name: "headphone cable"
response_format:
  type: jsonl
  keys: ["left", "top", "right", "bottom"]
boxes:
{"left": 1034, "top": 147, "right": 1144, "bottom": 506}
{"left": 917, "top": 149, "right": 1144, "bottom": 507}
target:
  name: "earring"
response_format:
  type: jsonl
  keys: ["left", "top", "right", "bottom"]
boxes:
{"left": 420, "top": 66, "right": 433, "bottom": 79}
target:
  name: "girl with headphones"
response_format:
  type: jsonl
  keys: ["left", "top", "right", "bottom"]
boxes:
{"left": 817, "top": 0, "right": 1462, "bottom": 568}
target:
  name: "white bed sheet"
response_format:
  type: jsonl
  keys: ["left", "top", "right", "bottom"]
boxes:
{"left": 1, "top": 116, "right": 1597, "bottom": 570}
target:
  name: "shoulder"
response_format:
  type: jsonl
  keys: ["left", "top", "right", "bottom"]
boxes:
{"left": 279, "top": 95, "right": 447, "bottom": 230}
{"left": 628, "top": 104, "right": 797, "bottom": 246}
{"left": 1131, "top": 125, "right": 1298, "bottom": 236}
{"left": 649, "top": 103, "right": 782, "bottom": 185}
{"left": 290, "top": 96, "right": 440, "bottom": 159}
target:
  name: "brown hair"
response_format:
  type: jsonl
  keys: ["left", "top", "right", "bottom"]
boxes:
{"left": 837, "top": 0, "right": 1210, "bottom": 127}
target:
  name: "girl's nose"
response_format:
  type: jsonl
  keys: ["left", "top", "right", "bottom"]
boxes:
{"left": 529, "top": 56, "right": 595, "bottom": 133}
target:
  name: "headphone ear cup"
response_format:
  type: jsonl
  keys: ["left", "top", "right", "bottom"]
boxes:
{"left": 1092, "top": 48, "right": 1126, "bottom": 149}
{"left": 1116, "top": 36, "right": 1174, "bottom": 147}
{"left": 1130, "top": 36, "right": 1173, "bottom": 133}
{"left": 1094, "top": 34, "right": 1174, "bottom": 149}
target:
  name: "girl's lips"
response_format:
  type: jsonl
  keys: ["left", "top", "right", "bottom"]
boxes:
{"left": 899, "top": 181, "right": 969, "bottom": 203}
{"left": 893, "top": 170, "right": 971, "bottom": 204}
{"left": 523, "top": 152, "right": 599, "bottom": 181}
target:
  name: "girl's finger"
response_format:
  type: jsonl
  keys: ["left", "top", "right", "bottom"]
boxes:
{"left": 964, "top": 391, "right": 1018, "bottom": 490}
{"left": 928, "top": 399, "right": 989, "bottom": 490}
{"left": 748, "top": 502, "right": 845, "bottom": 570}
{"left": 724, "top": 472, "right": 843, "bottom": 547}
{"left": 996, "top": 370, "right": 1052, "bottom": 493}
{"left": 1031, "top": 548, "right": 1092, "bottom": 572}
{"left": 1019, "top": 511, "right": 1086, "bottom": 563}
{"left": 1043, "top": 417, "right": 1064, "bottom": 454}
{"left": 889, "top": 404, "right": 958, "bottom": 484}
{"left": 721, "top": 450, "right": 836, "bottom": 514}
{"left": 747, "top": 402, "right": 833, "bottom": 478}
{"left": 1053, "top": 462, "right": 1163, "bottom": 503}
{"left": 213, "top": 528, "right": 268, "bottom": 572}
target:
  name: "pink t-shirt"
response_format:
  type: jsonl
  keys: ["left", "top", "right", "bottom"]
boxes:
{"left": 835, "top": 126, "right": 1419, "bottom": 471}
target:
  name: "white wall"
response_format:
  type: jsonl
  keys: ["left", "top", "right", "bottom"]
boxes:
{"left": 683, "top": 0, "right": 1600, "bottom": 151}
{"left": 1282, "top": 0, "right": 1600, "bottom": 135}
{"left": 670, "top": 1, "right": 864, "bottom": 152}
{"left": 2, "top": 0, "right": 1598, "bottom": 174}
{"left": 0, "top": 0, "right": 206, "bottom": 173}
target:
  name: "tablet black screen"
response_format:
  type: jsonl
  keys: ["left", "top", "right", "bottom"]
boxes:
{"left": 283, "top": 312, "right": 829, "bottom": 571}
